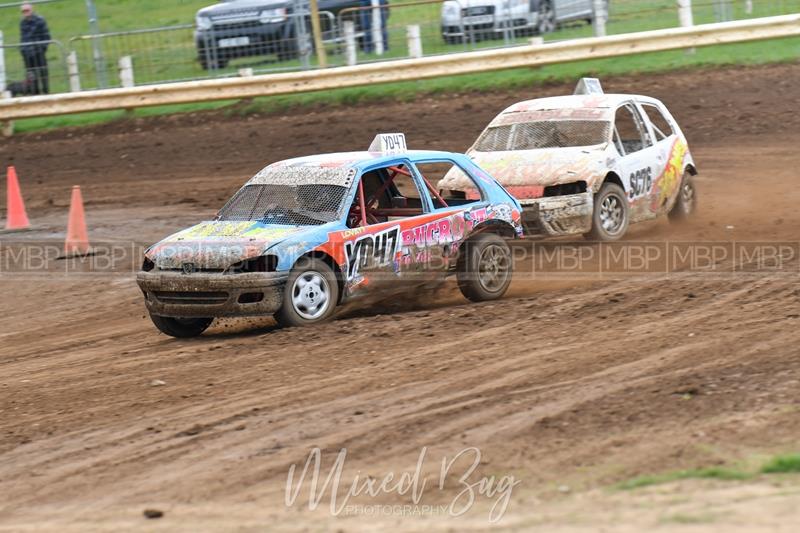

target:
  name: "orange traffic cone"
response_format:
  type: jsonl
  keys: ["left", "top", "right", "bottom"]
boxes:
{"left": 5, "top": 166, "right": 30, "bottom": 231}
{"left": 64, "top": 185, "right": 91, "bottom": 257}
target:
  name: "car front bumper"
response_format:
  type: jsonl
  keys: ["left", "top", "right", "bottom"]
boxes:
{"left": 195, "top": 21, "right": 290, "bottom": 55}
{"left": 137, "top": 270, "right": 288, "bottom": 318}
{"left": 520, "top": 192, "right": 594, "bottom": 237}
{"left": 441, "top": 14, "right": 538, "bottom": 38}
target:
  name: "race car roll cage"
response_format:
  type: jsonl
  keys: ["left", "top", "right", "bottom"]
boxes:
{"left": 348, "top": 164, "right": 450, "bottom": 227}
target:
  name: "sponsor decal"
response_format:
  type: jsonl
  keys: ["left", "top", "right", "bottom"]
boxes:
{"left": 651, "top": 138, "right": 688, "bottom": 210}
{"left": 341, "top": 227, "right": 367, "bottom": 239}
{"left": 179, "top": 221, "right": 299, "bottom": 240}
{"left": 344, "top": 226, "right": 401, "bottom": 281}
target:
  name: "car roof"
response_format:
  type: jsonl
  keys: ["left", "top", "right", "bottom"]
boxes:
{"left": 245, "top": 150, "right": 468, "bottom": 188}
{"left": 500, "top": 94, "right": 665, "bottom": 117}
{"left": 265, "top": 150, "right": 465, "bottom": 171}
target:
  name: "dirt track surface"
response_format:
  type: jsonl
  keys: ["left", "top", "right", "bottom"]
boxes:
{"left": 2, "top": 63, "right": 800, "bottom": 531}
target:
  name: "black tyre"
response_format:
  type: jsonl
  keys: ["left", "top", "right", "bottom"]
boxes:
{"left": 149, "top": 314, "right": 213, "bottom": 338}
{"left": 668, "top": 174, "right": 697, "bottom": 223}
{"left": 537, "top": 0, "right": 557, "bottom": 34}
{"left": 585, "top": 182, "right": 630, "bottom": 242}
{"left": 275, "top": 258, "right": 339, "bottom": 327}
{"left": 457, "top": 232, "right": 513, "bottom": 302}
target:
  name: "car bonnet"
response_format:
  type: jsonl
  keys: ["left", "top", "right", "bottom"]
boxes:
{"left": 455, "top": 147, "right": 607, "bottom": 199}
{"left": 146, "top": 221, "right": 308, "bottom": 270}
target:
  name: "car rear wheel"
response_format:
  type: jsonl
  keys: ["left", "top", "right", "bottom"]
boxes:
{"left": 537, "top": 0, "right": 557, "bottom": 34}
{"left": 149, "top": 315, "right": 213, "bottom": 338}
{"left": 275, "top": 258, "right": 339, "bottom": 327}
{"left": 585, "top": 182, "right": 630, "bottom": 241}
{"left": 668, "top": 174, "right": 697, "bottom": 223}
{"left": 457, "top": 232, "right": 513, "bottom": 302}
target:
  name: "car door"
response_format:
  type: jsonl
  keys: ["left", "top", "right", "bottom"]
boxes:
{"left": 637, "top": 100, "right": 683, "bottom": 211}
{"left": 555, "top": 0, "right": 592, "bottom": 21}
{"left": 612, "top": 102, "right": 661, "bottom": 221}
{"left": 341, "top": 159, "right": 436, "bottom": 292}
{"left": 409, "top": 158, "right": 489, "bottom": 272}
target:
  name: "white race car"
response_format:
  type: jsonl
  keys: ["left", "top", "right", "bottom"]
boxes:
{"left": 440, "top": 79, "right": 698, "bottom": 241}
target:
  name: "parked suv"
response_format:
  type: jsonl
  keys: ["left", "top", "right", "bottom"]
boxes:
{"left": 195, "top": 0, "right": 363, "bottom": 69}
{"left": 440, "top": 0, "right": 598, "bottom": 43}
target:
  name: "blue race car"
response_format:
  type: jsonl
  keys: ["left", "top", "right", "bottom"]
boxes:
{"left": 137, "top": 134, "right": 523, "bottom": 337}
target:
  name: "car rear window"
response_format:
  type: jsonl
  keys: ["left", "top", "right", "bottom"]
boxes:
{"left": 474, "top": 120, "right": 611, "bottom": 151}
{"left": 217, "top": 183, "right": 349, "bottom": 226}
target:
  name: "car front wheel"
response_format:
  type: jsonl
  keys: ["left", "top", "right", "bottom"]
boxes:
{"left": 275, "top": 258, "right": 339, "bottom": 327}
{"left": 457, "top": 232, "right": 513, "bottom": 302}
{"left": 149, "top": 315, "right": 213, "bottom": 338}
{"left": 585, "top": 182, "right": 630, "bottom": 241}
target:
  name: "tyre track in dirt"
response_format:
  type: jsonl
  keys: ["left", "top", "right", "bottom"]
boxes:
{"left": 1, "top": 268, "right": 798, "bottom": 519}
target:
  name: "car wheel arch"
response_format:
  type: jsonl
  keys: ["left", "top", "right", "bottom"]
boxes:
{"left": 685, "top": 164, "right": 698, "bottom": 176}
{"left": 296, "top": 251, "right": 346, "bottom": 303}
{"left": 456, "top": 221, "right": 515, "bottom": 254}
{"left": 470, "top": 220, "right": 517, "bottom": 240}
{"left": 456, "top": 222, "right": 515, "bottom": 272}
{"left": 600, "top": 171, "right": 626, "bottom": 194}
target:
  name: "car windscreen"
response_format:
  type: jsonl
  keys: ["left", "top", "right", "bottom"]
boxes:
{"left": 474, "top": 120, "right": 611, "bottom": 151}
{"left": 217, "top": 183, "right": 349, "bottom": 226}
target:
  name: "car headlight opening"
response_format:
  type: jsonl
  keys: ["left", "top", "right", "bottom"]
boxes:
{"left": 442, "top": 2, "right": 460, "bottom": 20}
{"left": 260, "top": 8, "right": 287, "bottom": 24}
{"left": 228, "top": 255, "right": 278, "bottom": 273}
{"left": 196, "top": 14, "right": 212, "bottom": 30}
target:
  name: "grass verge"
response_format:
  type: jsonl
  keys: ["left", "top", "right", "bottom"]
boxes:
{"left": 617, "top": 466, "right": 752, "bottom": 490}
{"left": 617, "top": 452, "right": 800, "bottom": 490}
{"left": 761, "top": 453, "right": 800, "bottom": 474}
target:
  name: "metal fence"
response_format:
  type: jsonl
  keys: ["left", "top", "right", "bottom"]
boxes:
{"left": 0, "top": 36, "right": 68, "bottom": 94}
{"left": 0, "top": 0, "right": 798, "bottom": 95}
{"left": 64, "top": 10, "right": 345, "bottom": 89}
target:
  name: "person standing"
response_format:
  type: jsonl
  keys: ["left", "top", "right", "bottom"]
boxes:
{"left": 359, "top": 0, "right": 389, "bottom": 54}
{"left": 19, "top": 3, "right": 51, "bottom": 95}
